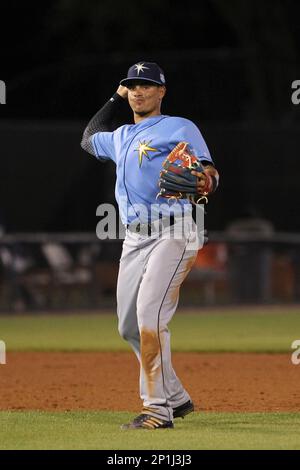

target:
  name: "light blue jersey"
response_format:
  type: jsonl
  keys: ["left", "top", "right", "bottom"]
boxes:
{"left": 92, "top": 115, "right": 213, "bottom": 224}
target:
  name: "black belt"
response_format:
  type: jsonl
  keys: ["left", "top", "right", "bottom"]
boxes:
{"left": 126, "top": 215, "right": 175, "bottom": 235}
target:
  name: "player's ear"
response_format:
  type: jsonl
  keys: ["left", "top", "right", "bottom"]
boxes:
{"left": 159, "top": 86, "right": 166, "bottom": 100}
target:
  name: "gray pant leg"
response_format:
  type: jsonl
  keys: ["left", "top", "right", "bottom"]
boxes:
{"left": 116, "top": 235, "right": 144, "bottom": 358}
{"left": 136, "top": 225, "right": 198, "bottom": 420}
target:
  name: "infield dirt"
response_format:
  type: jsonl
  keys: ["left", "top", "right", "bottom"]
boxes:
{"left": 1, "top": 352, "right": 299, "bottom": 412}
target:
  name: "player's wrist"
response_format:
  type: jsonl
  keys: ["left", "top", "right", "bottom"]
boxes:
{"left": 111, "top": 92, "right": 126, "bottom": 103}
{"left": 116, "top": 85, "right": 128, "bottom": 99}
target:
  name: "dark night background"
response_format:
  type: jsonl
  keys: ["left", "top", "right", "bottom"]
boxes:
{"left": 1, "top": 0, "right": 299, "bottom": 233}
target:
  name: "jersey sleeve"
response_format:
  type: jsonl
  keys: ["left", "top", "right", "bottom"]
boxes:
{"left": 171, "top": 118, "right": 214, "bottom": 165}
{"left": 91, "top": 131, "right": 116, "bottom": 162}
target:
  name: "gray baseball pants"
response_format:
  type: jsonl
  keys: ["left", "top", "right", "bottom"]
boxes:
{"left": 117, "top": 217, "right": 200, "bottom": 421}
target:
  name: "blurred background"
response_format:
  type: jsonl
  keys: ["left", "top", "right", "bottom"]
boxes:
{"left": 1, "top": 0, "right": 300, "bottom": 311}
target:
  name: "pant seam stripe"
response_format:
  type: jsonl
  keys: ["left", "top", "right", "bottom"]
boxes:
{"left": 156, "top": 239, "right": 189, "bottom": 421}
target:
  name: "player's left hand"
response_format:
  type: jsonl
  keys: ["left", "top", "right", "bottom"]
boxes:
{"left": 191, "top": 166, "right": 219, "bottom": 195}
{"left": 191, "top": 169, "right": 212, "bottom": 195}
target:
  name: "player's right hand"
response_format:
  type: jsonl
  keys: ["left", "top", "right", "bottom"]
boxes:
{"left": 117, "top": 85, "right": 128, "bottom": 99}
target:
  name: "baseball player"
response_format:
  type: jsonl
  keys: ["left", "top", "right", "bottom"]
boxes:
{"left": 81, "top": 61, "right": 219, "bottom": 430}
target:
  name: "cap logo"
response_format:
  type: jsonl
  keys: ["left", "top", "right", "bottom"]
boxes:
{"left": 134, "top": 63, "right": 149, "bottom": 75}
{"left": 160, "top": 73, "right": 165, "bottom": 84}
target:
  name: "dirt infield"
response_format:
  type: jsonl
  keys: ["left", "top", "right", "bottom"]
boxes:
{"left": 1, "top": 352, "right": 299, "bottom": 412}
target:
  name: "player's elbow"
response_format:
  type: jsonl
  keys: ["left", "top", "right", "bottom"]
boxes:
{"left": 80, "top": 132, "right": 95, "bottom": 156}
{"left": 80, "top": 135, "right": 88, "bottom": 152}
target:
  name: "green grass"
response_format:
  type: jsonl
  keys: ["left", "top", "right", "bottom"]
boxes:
{"left": 0, "top": 308, "right": 299, "bottom": 352}
{"left": 0, "top": 411, "right": 299, "bottom": 450}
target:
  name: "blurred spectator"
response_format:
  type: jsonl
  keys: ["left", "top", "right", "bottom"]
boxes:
{"left": 0, "top": 212, "right": 5, "bottom": 237}
{"left": 0, "top": 211, "right": 37, "bottom": 311}
{"left": 191, "top": 242, "right": 228, "bottom": 304}
{"left": 226, "top": 207, "right": 274, "bottom": 303}
{"left": 289, "top": 248, "right": 300, "bottom": 302}
{"left": 0, "top": 243, "right": 37, "bottom": 311}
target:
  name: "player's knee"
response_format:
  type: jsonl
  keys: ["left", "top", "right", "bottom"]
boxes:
{"left": 118, "top": 323, "right": 138, "bottom": 342}
{"left": 118, "top": 322, "right": 127, "bottom": 339}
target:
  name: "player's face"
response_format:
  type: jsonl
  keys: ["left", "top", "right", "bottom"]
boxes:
{"left": 126, "top": 81, "right": 166, "bottom": 118}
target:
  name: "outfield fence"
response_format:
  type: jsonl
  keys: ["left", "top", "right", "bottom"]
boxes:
{"left": 0, "top": 231, "right": 299, "bottom": 312}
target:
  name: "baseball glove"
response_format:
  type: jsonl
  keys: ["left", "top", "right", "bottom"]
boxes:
{"left": 157, "top": 142, "right": 213, "bottom": 204}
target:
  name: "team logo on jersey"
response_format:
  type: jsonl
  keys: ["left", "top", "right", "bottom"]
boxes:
{"left": 135, "top": 140, "right": 158, "bottom": 167}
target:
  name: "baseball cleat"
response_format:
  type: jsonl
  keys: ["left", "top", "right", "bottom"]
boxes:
{"left": 120, "top": 413, "right": 174, "bottom": 430}
{"left": 173, "top": 400, "right": 194, "bottom": 419}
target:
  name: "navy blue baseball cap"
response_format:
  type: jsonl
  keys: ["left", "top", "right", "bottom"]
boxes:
{"left": 120, "top": 61, "right": 166, "bottom": 87}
